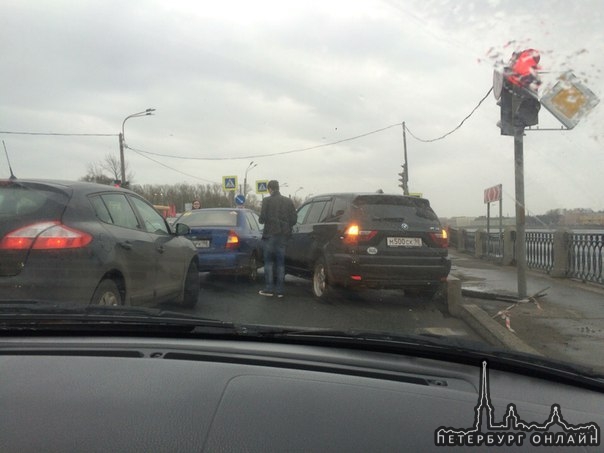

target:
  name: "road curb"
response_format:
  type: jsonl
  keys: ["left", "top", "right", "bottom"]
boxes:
{"left": 458, "top": 304, "right": 542, "bottom": 356}
{"left": 446, "top": 276, "right": 542, "bottom": 356}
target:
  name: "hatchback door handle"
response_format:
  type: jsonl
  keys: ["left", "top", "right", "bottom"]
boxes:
{"left": 157, "top": 245, "right": 165, "bottom": 254}
{"left": 119, "top": 241, "right": 133, "bottom": 250}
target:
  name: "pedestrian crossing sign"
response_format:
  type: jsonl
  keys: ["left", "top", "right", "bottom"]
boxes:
{"left": 256, "top": 180, "right": 269, "bottom": 194}
{"left": 223, "top": 176, "right": 238, "bottom": 192}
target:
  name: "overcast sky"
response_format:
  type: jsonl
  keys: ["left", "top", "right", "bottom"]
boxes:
{"left": 1, "top": 0, "right": 603, "bottom": 217}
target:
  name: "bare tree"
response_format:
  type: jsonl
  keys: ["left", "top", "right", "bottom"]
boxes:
{"left": 100, "top": 154, "right": 121, "bottom": 180}
{"left": 80, "top": 154, "right": 134, "bottom": 185}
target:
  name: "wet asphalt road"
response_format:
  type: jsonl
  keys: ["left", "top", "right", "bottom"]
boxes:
{"left": 167, "top": 271, "right": 484, "bottom": 344}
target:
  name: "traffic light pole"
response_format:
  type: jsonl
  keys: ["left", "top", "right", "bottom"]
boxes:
{"left": 401, "top": 122, "right": 409, "bottom": 195}
{"left": 514, "top": 128, "right": 527, "bottom": 298}
{"left": 118, "top": 133, "right": 126, "bottom": 186}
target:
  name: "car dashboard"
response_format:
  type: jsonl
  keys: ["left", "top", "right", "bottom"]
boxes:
{"left": 1, "top": 336, "right": 603, "bottom": 452}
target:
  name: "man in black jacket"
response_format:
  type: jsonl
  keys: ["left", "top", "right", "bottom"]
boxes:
{"left": 258, "top": 180, "right": 297, "bottom": 297}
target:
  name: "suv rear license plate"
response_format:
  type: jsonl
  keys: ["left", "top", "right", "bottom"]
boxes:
{"left": 194, "top": 240, "right": 210, "bottom": 248}
{"left": 387, "top": 237, "right": 422, "bottom": 247}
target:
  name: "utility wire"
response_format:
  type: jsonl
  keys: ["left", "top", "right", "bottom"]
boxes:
{"left": 0, "top": 131, "right": 117, "bottom": 137}
{"left": 404, "top": 87, "right": 493, "bottom": 142}
{"left": 128, "top": 87, "right": 492, "bottom": 160}
{"left": 126, "top": 123, "right": 404, "bottom": 161}
{"left": 127, "top": 147, "right": 219, "bottom": 184}
{"left": 1, "top": 86, "right": 492, "bottom": 165}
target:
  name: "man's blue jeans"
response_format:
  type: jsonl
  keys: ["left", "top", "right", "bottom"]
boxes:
{"left": 262, "top": 235, "right": 287, "bottom": 294}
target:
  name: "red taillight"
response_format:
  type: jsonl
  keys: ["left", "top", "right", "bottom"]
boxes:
{"left": 343, "top": 224, "right": 377, "bottom": 244}
{"left": 0, "top": 222, "right": 93, "bottom": 250}
{"left": 225, "top": 230, "right": 240, "bottom": 249}
{"left": 429, "top": 229, "right": 449, "bottom": 248}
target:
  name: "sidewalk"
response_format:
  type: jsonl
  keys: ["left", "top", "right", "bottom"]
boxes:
{"left": 447, "top": 249, "right": 604, "bottom": 374}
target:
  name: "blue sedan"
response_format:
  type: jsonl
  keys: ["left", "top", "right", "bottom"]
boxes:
{"left": 175, "top": 208, "right": 263, "bottom": 281}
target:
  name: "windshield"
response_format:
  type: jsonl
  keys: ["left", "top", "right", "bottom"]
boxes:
{"left": 1, "top": 1, "right": 603, "bottom": 379}
{"left": 179, "top": 210, "right": 239, "bottom": 227}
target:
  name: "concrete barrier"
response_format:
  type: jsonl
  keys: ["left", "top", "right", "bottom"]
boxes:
{"left": 446, "top": 275, "right": 462, "bottom": 317}
{"left": 446, "top": 276, "right": 542, "bottom": 356}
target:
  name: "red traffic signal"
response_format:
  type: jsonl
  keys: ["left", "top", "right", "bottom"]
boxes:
{"left": 497, "top": 49, "right": 541, "bottom": 136}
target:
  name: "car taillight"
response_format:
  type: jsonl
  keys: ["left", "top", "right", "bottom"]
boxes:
{"left": 343, "top": 224, "right": 377, "bottom": 244}
{"left": 429, "top": 229, "right": 449, "bottom": 248}
{"left": 225, "top": 230, "right": 240, "bottom": 249}
{"left": 0, "top": 221, "right": 93, "bottom": 250}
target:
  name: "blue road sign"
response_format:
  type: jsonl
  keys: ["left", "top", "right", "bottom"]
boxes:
{"left": 223, "top": 176, "right": 238, "bottom": 191}
{"left": 235, "top": 194, "right": 245, "bottom": 205}
{"left": 256, "top": 180, "right": 268, "bottom": 194}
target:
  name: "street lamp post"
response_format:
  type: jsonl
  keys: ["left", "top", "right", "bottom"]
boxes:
{"left": 242, "top": 161, "right": 258, "bottom": 198}
{"left": 294, "top": 186, "right": 304, "bottom": 196}
{"left": 119, "top": 108, "right": 155, "bottom": 186}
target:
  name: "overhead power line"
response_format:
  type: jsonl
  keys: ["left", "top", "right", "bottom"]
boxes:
{"left": 405, "top": 87, "right": 494, "bottom": 142}
{"left": 1, "top": 86, "right": 492, "bottom": 164}
{"left": 128, "top": 147, "right": 219, "bottom": 184}
{"left": 0, "top": 131, "right": 117, "bottom": 137}
{"left": 125, "top": 122, "right": 404, "bottom": 161}
{"left": 128, "top": 87, "right": 493, "bottom": 160}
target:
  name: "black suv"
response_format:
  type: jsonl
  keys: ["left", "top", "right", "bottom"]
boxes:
{"left": 285, "top": 193, "right": 451, "bottom": 299}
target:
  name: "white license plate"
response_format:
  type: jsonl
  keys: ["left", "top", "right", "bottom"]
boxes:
{"left": 194, "top": 240, "right": 210, "bottom": 248}
{"left": 387, "top": 237, "right": 422, "bottom": 247}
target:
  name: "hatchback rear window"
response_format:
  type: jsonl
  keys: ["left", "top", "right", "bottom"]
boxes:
{"left": 0, "top": 182, "right": 68, "bottom": 220}
{"left": 179, "top": 210, "right": 238, "bottom": 227}
{"left": 352, "top": 195, "right": 439, "bottom": 224}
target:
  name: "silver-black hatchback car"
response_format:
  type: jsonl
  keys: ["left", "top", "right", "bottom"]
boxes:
{"left": 0, "top": 179, "right": 200, "bottom": 307}
{"left": 285, "top": 193, "right": 451, "bottom": 299}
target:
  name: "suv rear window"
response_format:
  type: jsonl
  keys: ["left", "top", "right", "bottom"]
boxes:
{"left": 352, "top": 195, "right": 440, "bottom": 224}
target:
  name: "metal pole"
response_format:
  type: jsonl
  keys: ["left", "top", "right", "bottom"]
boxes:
{"left": 402, "top": 122, "right": 409, "bottom": 195}
{"left": 119, "top": 109, "right": 155, "bottom": 186}
{"left": 243, "top": 161, "right": 256, "bottom": 199}
{"left": 514, "top": 129, "right": 527, "bottom": 298}
{"left": 487, "top": 202, "right": 491, "bottom": 254}
{"left": 119, "top": 133, "right": 125, "bottom": 184}
{"left": 499, "top": 191, "right": 503, "bottom": 257}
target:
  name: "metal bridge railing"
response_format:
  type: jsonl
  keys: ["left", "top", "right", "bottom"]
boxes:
{"left": 568, "top": 233, "right": 604, "bottom": 285}
{"left": 448, "top": 227, "right": 604, "bottom": 286}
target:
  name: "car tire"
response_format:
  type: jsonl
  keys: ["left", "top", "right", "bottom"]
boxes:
{"left": 181, "top": 260, "right": 200, "bottom": 308}
{"left": 247, "top": 254, "right": 259, "bottom": 282}
{"left": 91, "top": 279, "right": 122, "bottom": 306}
{"left": 312, "top": 257, "right": 331, "bottom": 300}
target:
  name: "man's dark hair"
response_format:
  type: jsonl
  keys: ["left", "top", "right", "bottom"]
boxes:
{"left": 268, "top": 180, "right": 279, "bottom": 191}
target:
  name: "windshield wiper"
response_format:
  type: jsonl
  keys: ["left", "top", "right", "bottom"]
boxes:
{"left": 1, "top": 305, "right": 602, "bottom": 388}
{"left": 238, "top": 326, "right": 490, "bottom": 351}
{"left": 232, "top": 326, "right": 604, "bottom": 387}
{"left": 0, "top": 300, "right": 239, "bottom": 333}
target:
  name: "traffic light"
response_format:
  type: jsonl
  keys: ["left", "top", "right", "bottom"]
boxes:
{"left": 497, "top": 49, "right": 541, "bottom": 136}
{"left": 397, "top": 164, "right": 408, "bottom": 195}
{"left": 498, "top": 80, "right": 541, "bottom": 136}
{"left": 397, "top": 165, "right": 406, "bottom": 189}
{"left": 112, "top": 179, "right": 122, "bottom": 187}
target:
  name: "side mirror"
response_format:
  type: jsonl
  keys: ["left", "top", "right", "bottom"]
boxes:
{"left": 174, "top": 223, "right": 191, "bottom": 236}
